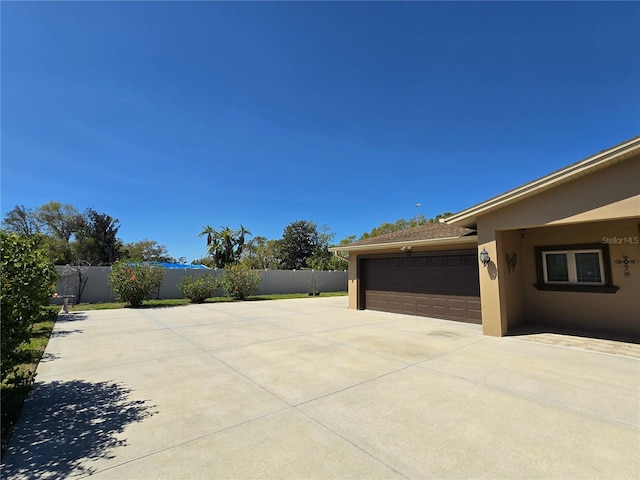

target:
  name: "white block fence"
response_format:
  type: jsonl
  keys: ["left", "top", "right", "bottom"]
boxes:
{"left": 52, "top": 266, "right": 348, "bottom": 304}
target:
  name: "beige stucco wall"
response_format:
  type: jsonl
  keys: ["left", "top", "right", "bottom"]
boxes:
{"left": 519, "top": 219, "right": 639, "bottom": 337}
{"left": 497, "top": 230, "right": 526, "bottom": 331}
{"left": 347, "top": 255, "right": 358, "bottom": 309}
{"left": 346, "top": 241, "right": 478, "bottom": 311}
{"left": 476, "top": 152, "right": 639, "bottom": 337}
{"left": 476, "top": 228, "right": 532, "bottom": 336}
{"left": 346, "top": 153, "right": 639, "bottom": 338}
{"left": 476, "top": 154, "right": 640, "bottom": 231}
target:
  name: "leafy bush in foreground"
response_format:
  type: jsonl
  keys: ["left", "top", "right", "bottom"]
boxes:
{"left": 1, "top": 232, "right": 58, "bottom": 385}
{"left": 178, "top": 275, "right": 218, "bottom": 303}
{"left": 216, "top": 264, "right": 261, "bottom": 300}
{"left": 108, "top": 260, "right": 166, "bottom": 307}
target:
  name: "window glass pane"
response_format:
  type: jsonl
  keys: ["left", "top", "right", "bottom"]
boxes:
{"left": 545, "top": 253, "right": 569, "bottom": 282}
{"left": 575, "top": 252, "right": 602, "bottom": 283}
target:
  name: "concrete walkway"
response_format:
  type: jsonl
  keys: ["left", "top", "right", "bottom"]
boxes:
{"left": 2, "top": 297, "right": 639, "bottom": 479}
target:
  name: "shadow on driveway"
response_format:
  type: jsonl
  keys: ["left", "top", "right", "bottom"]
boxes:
{"left": 2, "top": 380, "right": 156, "bottom": 478}
{"left": 56, "top": 312, "right": 88, "bottom": 323}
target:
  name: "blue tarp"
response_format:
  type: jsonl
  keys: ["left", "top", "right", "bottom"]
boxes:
{"left": 152, "top": 262, "right": 210, "bottom": 269}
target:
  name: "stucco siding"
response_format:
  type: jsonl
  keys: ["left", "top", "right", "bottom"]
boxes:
{"left": 521, "top": 219, "right": 639, "bottom": 337}
{"left": 496, "top": 230, "right": 526, "bottom": 331}
{"left": 474, "top": 154, "right": 639, "bottom": 231}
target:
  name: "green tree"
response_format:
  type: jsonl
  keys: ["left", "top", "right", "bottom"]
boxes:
{"left": 240, "top": 236, "right": 280, "bottom": 270}
{"left": 41, "top": 236, "right": 74, "bottom": 266}
{"left": 1, "top": 232, "right": 58, "bottom": 384}
{"left": 123, "top": 239, "right": 174, "bottom": 262}
{"left": 191, "top": 257, "right": 217, "bottom": 268}
{"left": 1, "top": 205, "right": 41, "bottom": 237}
{"left": 278, "top": 220, "right": 327, "bottom": 270}
{"left": 31, "top": 201, "right": 84, "bottom": 264}
{"left": 74, "top": 209, "right": 122, "bottom": 265}
{"left": 359, "top": 213, "right": 453, "bottom": 239}
{"left": 304, "top": 225, "right": 338, "bottom": 270}
{"left": 198, "top": 225, "right": 251, "bottom": 268}
{"left": 35, "top": 201, "right": 83, "bottom": 242}
{"left": 308, "top": 234, "right": 351, "bottom": 270}
{"left": 3, "top": 202, "right": 126, "bottom": 266}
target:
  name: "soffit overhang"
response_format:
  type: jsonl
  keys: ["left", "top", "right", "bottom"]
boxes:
{"left": 446, "top": 136, "right": 640, "bottom": 228}
{"left": 329, "top": 235, "right": 478, "bottom": 253}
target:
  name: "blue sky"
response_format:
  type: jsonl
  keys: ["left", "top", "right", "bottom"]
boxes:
{"left": 2, "top": 1, "right": 639, "bottom": 262}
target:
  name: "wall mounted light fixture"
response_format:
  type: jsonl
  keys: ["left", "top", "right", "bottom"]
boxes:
{"left": 480, "top": 248, "right": 491, "bottom": 267}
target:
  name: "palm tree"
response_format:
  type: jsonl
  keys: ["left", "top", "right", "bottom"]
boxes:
{"left": 198, "top": 224, "right": 253, "bottom": 268}
{"left": 199, "top": 225, "right": 216, "bottom": 247}
{"left": 219, "top": 226, "right": 235, "bottom": 265}
{"left": 199, "top": 226, "right": 225, "bottom": 266}
{"left": 236, "top": 225, "right": 252, "bottom": 257}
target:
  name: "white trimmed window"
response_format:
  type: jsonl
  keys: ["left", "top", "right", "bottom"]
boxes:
{"left": 534, "top": 243, "right": 618, "bottom": 293}
{"left": 542, "top": 249, "right": 604, "bottom": 285}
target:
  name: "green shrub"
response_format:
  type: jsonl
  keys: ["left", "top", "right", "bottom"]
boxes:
{"left": 178, "top": 275, "right": 217, "bottom": 303}
{"left": 108, "top": 260, "right": 166, "bottom": 307}
{"left": 216, "top": 264, "right": 261, "bottom": 300}
{"left": 1, "top": 232, "right": 58, "bottom": 385}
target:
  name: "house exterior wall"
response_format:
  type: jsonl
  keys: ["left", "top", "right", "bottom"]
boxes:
{"left": 344, "top": 146, "right": 639, "bottom": 338}
{"left": 475, "top": 154, "right": 639, "bottom": 231}
{"left": 520, "top": 220, "right": 639, "bottom": 337}
{"left": 476, "top": 224, "right": 502, "bottom": 335}
{"left": 497, "top": 229, "right": 526, "bottom": 331}
{"left": 346, "top": 241, "right": 478, "bottom": 310}
{"left": 477, "top": 154, "right": 640, "bottom": 337}
{"left": 348, "top": 255, "right": 358, "bottom": 309}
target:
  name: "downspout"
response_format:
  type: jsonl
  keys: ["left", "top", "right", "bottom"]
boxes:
{"left": 332, "top": 251, "right": 349, "bottom": 263}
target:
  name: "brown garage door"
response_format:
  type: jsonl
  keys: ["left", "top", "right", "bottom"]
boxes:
{"left": 360, "top": 251, "right": 481, "bottom": 323}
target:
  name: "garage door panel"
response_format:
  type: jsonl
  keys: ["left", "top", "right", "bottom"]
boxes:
{"left": 362, "top": 252, "right": 481, "bottom": 324}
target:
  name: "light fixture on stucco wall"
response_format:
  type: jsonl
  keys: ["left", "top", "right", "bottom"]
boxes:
{"left": 480, "top": 248, "right": 490, "bottom": 267}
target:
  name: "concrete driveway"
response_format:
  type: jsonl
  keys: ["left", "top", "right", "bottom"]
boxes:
{"left": 2, "top": 297, "right": 639, "bottom": 479}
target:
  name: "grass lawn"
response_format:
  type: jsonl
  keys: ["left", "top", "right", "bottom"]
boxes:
{"left": 68, "top": 291, "right": 347, "bottom": 311}
{"left": 0, "top": 292, "right": 347, "bottom": 458}
{"left": 1, "top": 309, "right": 57, "bottom": 458}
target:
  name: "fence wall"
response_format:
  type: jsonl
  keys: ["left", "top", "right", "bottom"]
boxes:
{"left": 53, "top": 266, "right": 348, "bottom": 304}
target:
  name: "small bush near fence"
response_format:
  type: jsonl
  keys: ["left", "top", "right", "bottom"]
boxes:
{"left": 1, "top": 232, "right": 58, "bottom": 386}
{"left": 216, "top": 264, "right": 261, "bottom": 300}
{"left": 178, "top": 275, "right": 217, "bottom": 303}
{"left": 108, "top": 260, "right": 166, "bottom": 307}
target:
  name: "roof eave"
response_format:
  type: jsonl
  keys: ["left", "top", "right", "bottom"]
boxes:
{"left": 329, "top": 235, "right": 478, "bottom": 253}
{"left": 446, "top": 136, "right": 640, "bottom": 227}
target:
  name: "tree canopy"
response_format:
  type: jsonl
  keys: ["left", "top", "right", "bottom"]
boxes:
{"left": 359, "top": 212, "right": 454, "bottom": 240}
{"left": 3, "top": 200, "right": 452, "bottom": 269}
{"left": 74, "top": 209, "right": 121, "bottom": 265}
{"left": 1, "top": 205, "right": 41, "bottom": 237}
{"left": 123, "top": 239, "right": 175, "bottom": 263}
{"left": 276, "top": 220, "right": 346, "bottom": 270}
{"left": 199, "top": 225, "right": 251, "bottom": 268}
{"left": 2, "top": 201, "right": 170, "bottom": 266}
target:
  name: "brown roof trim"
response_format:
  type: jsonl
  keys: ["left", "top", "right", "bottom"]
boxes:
{"left": 446, "top": 135, "right": 640, "bottom": 227}
{"left": 329, "top": 235, "right": 478, "bottom": 253}
{"left": 329, "top": 223, "right": 476, "bottom": 252}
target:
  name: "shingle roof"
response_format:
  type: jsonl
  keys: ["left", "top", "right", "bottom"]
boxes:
{"left": 339, "top": 223, "right": 476, "bottom": 249}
